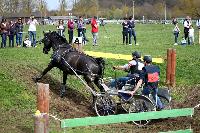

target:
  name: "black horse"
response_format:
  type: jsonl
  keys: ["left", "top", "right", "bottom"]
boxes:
{"left": 34, "top": 31, "right": 105, "bottom": 98}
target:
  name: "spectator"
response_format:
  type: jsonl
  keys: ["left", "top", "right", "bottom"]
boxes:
{"left": 27, "top": 15, "right": 39, "bottom": 47}
{"left": 23, "top": 35, "right": 32, "bottom": 47}
{"left": 109, "top": 51, "right": 144, "bottom": 90}
{"left": 67, "top": 18, "right": 74, "bottom": 44}
{"left": 122, "top": 17, "right": 128, "bottom": 45}
{"left": 57, "top": 19, "right": 65, "bottom": 37}
{"left": 196, "top": 19, "right": 200, "bottom": 29}
{"left": 181, "top": 36, "right": 187, "bottom": 46}
{"left": 188, "top": 25, "right": 194, "bottom": 45}
{"left": 130, "top": 55, "right": 163, "bottom": 110}
{"left": 173, "top": 23, "right": 180, "bottom": 45}
{"left": 77, "top": 16, "right": 88, "bottom": 44}
{"left": 8, "top": 21, "right": 15, "bottom": 47}
{"left": 77, "top": 16, "right": 84, "bottom": 37}
{"left": 0, "top": 18, "right": 8, "bottom": 48}
{"left": 127, "top": 16, "right": 133, "bottom": 45}
{"left": 183, "top": 16, "right": 191, "bottom": 44}
{"left": 172, "top": 17, "right": 178, "bottom": 25}
{"left": 91, "top": 16, "right": 98, "bottom": 46}
{"left": 15, "top": 18, "right": 24, "bottom": 47}
{"left": 128, "top": 16, "right": 137, "bottom": 46}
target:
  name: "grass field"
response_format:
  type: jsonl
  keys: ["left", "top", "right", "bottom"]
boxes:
{"left": 0, "top": 23, "right": 200, "bottom": 133}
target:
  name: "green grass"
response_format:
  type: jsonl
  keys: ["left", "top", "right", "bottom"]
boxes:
{"left": 0, "top": 23, "right": 200, "bottom": 132}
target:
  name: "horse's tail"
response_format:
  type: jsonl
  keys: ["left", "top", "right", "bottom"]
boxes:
{"left": 95, "top": 57, "right": 105, "bottom": 78}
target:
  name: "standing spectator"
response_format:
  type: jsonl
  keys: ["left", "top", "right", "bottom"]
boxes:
{"left": 57, "top": 19, "right": 65, "bottom": 37}
{"left": 131, "top": 17, "right": 137, "bottom": 45}
{"left": 27, "top": 15, "right": 39, "bottom": 47}
{"left": 172, "top": 17, "right": 178, "bottom": 25}
{"left": 196, "top": 19, "right": 200, "bottom": 29}
{"left": 196, "top": 19, "right": 200, "bottom": 44}
{"left": 77, "top": 16, "right": 88, "bottom": 44}
{"left": 91, "top": 16, "right": 98, "bottom": 46}
{"left": 173, "top": 23, "right": 180, "bottom": 45}
{"left": 122, "top": 17, "right": 128, "bottom": 45}
{"left": 127, "top": 16, "right": 133, "bottom": 45}
{"left": 15, "top": 18, "right": 24, "bottom": 47}
{"left": 128, "top": 16, "right": 137, "bottom": 45}
{"left": 77, "top": 16, "right": 84, "bottom": 37}
{"left": 8, "top": 21, "right": 15, "bottom": 47}
{"left": 188, "top": 25, "right": 194, "bottom": 45}
{"left": 67, "top": 18, "right": 74, "bottom": 44}
{"left": 0, "top": 18, "right": 8, "bottom": 48}
{"left": 183, "top": 16, "right": 191, "bottom": 44}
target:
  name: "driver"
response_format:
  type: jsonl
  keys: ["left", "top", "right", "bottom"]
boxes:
{"left": 130, "top": 55, "right": 163, "bottom": 110}
{"left": 109, "top": 51, "right": 144, "bottom": 90}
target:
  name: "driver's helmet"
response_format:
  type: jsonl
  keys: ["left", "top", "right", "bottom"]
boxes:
{"left": 132, "top": 51, "right": 141, "bottom": 58}
{"left": 143, "top": 55, "right": 152, "bottom": 63}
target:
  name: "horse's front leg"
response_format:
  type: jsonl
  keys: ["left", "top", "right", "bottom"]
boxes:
{"left": 94, "top": 77, "right": 105, "bottom": 92}
{"left": 83, "top": 76, "right": 97, "bottom": 105}
{"left": 60, "top": 72, "right": 68, "bottom": 98}
{"left": 33, "top": 61, "right": 54, "bottom": 82}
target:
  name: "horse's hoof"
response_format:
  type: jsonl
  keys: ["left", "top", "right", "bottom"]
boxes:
{"left": 60, "top": 85, "right": 66, "bottom": 98}
{"left": 60, "top": 92, "right": 66, "bottom": 98}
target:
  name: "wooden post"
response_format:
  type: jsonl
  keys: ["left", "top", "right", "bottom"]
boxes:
{"left": 170, "top": 49, "right": 176, "bottom": 87}
{"left": 166, "top": 48, "right": 172, "bottom": 86}
{"left": 34, "top": 83, "right": 49, "bottom": 133}
{"left": 37, "top": 83, "right": 49, "bottom": 113}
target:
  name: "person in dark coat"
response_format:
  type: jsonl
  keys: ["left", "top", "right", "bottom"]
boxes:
{"left": 122, "top": 17, "right": 128, "bottom": 45}
{"left": 15, "top": 18, "right": 24, "bottom": 47}
{"left": 0, "top": 18, "right": 8, "bottom": 48}
{"left": 8, "top": 21, "right": 15, "bottom": 47}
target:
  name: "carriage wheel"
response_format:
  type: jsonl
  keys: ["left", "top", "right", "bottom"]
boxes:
{"left": 120, "top": 98, "right": 131, "bottom": 112}
{"left": 94, "top": 94, "right": 117, "bottom": 116}
{"left": 129, "top": 95, "right": 156, "bottom": 127}
{"left": 159, "top": 96, "right": 171, "bottom": 110}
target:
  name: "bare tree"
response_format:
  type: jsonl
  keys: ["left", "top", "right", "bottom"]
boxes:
{"left": 59, "top": 0, "right": 68, "bottom": 16}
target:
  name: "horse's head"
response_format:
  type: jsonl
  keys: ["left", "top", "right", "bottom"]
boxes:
{"left": 42, "top": 31, "right": 53, "bottom": 54}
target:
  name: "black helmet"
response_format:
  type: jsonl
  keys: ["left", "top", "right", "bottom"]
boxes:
{"left": 143, "top": 55, "right": 152, "bottom": 63}
{"left": 132, "top": 51, "right": 141, "bottom": 58}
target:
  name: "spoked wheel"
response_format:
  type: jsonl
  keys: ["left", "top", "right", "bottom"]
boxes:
{"left": 159, "top": 96, "right": 171, "bottom": 110}
{"left": 94, "top": 94, "right": 117, "bottom": 116}
{"left": 120, "top": 98, "right": 131, "bottom": 112}
{"left": 129, "top": 95, "right": 156, "bottom": 127}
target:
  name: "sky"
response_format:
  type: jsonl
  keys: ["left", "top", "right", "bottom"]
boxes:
{"left": 46, "top": 0, "right": 73, "bottom": 11}
{"left": 46, "top": 0, "right": 59, "bottom": 10}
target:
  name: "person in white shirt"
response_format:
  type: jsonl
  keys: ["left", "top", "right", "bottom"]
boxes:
{"left": 27, "top": 15, "right": 39, "bottom": 47}
{"left": 188, "top": 25, "right": 194, "bottom": 45}
{"left": 57, "top": 19, "right": 65, "bottom": 37}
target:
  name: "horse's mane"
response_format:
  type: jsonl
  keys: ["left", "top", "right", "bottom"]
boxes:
{"left": 52, "top": 31, "right": 69, "bottom": 44}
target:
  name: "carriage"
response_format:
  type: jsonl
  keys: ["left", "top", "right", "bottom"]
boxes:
{"left": 95, "top": 76, "right": 171, "bottom": 126}
{"left": 35, "top": 31, "right": 171, "bottom": 127}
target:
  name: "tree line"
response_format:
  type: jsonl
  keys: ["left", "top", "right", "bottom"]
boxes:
{"left": 1, "top": 0, "right": 200, "bottom": 19}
